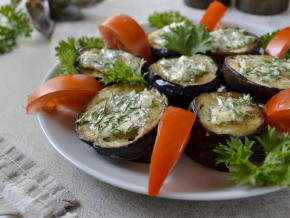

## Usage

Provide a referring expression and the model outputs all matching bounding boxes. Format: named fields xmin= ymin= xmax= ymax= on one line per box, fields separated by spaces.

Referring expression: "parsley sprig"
xmin=161 ymin=20 xmax=212 ymax=56
xmin=100 ymin=59 xmax=147 ymax=86
xmin=55 ymin=37 xmax=106 ymax=57
xmin=56 ymin=50 xmax=79 ymax=76
xmin=214 ymin=126 xmax=290 ymax=187
xmin=148 ymin=10 xmax=190 ymax=29
xmin=0 ymin=4 xmax=33 ymax=54
xmin=260 ymin=30 xmax=290 ymax=60
xmin=54 ymin=37 xmax=106 ymax=76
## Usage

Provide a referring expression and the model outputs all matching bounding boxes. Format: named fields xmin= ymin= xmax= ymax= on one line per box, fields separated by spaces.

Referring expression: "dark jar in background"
xmin=183 ymin=0 xmax=230 ymax=9
xmin=236 ymin=0 xmax=289 ymax=15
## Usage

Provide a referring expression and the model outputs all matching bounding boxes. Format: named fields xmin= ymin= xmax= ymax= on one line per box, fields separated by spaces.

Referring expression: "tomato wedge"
xmin=148 ymin=106 xmax=196 ymax=196
xmin=199 ymin=1 xmax=227 ymax=31
xmin=26 ymin=74 xmax=102 ymax=115
xmin=99 ymin=14 xmax=153 ymax=68
xmin=263 ymin=88 xmax=290 ymax=133
xmin=264 ymin=27 xmax=290 ymax=59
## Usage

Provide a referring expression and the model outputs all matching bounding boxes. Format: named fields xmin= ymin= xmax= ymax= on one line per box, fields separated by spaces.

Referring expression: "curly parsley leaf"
xmin=148 ymin=10 xmax=190 ymax=29
xmin=0 ymin=4 xmax=33 ymax=54
xmin=214 ymin=126 xmax=290 ymax=187
xmin=260 ymin=30 xmax=290 ymax=60
xmin=56 ymin=50 xmax=79 ymax=76
xmin=55 ymin=37 xmax=106 ymax=76
xmin=100 ymin=59 xmax=147 ymax=86
xmin=77 ymin=36 xmax=106 ymax=49
xmin=161 ymin=21 xmax=212 ymax=56
xmin=55 ymin=37 xmax=106 ymax=57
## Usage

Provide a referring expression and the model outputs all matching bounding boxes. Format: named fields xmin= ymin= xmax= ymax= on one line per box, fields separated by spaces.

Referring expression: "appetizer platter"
xmin=27 ymin=2 xmax=290 ymax=200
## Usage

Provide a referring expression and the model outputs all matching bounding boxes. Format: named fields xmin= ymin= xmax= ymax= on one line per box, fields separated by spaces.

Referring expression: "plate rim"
xmin=37 ymin=18 xmax=285 ymax=201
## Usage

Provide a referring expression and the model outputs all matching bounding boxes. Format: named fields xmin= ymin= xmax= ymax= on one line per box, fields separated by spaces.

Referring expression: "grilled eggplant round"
xmin=223 ymin=55 xmax=290 ymax=104
xmin=208 ymin=28 xmax=261 ymax=63
xmin=186 ymin=91 xmax=266 ymax=171
xmin=75 ymin=83 xmax=168 ymax=162
xmin=75 ymin=47 xmax=142 ymax=80
xmin=147 ymin=55 xmax=221 ymax=109
xmin=147 ymin=28 xmax=181 ymax=62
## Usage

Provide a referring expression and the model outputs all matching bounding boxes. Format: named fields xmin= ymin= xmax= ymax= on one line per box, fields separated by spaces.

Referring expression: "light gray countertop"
xmin=1 ymin=0 xmax=290 ymax=217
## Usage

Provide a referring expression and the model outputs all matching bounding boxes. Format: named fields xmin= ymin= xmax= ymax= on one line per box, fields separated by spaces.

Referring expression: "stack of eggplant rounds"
xmin=75 ymin=83 xmax=168 ymax=163
xmin=75 ymin=47 xmax=168 ymax=163
xmin=223 ymin=55 xmax=290 ymax=104
xmin=148 ymin=25 xmax=261 ymax=64
xmin=147 ymin=55 xmax=222 ymax=109
xmin=186 ymin=91 xmax=266 ymax=171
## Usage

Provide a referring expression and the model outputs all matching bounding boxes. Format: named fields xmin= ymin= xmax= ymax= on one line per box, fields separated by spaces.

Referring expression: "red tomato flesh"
xmin=99 ymin=14 xmax=153 ymax=68
xmin=264 ymin=27 xmax=290 ymax=59
xmin=263 ymin=88 xmax=290 ymax=133
xmin=200 ymin=1 xmax=227 ymax=31
xmin=148 ymin=106 xmax=196 ymax=196
xmin=26 ymin=74 xmax=102 ymax=115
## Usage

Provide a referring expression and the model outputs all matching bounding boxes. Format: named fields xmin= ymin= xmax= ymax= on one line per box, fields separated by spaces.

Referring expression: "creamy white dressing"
xmin=76 ymin=88 xmax=157 ymax=139
xmin=237 ymin=56 xmax=290 ymax=87
xmin=210 ymin=95 xmax=253 ymax=125
xmin=158 ymin=55 xmax=216 ymax=83
xmin=210 ymin=28 xmax=256 ymax=51
xmin=152 ymin=21 xmax=186 ymax=46
xmin=79 ymin=48 xmax=137 ymax=71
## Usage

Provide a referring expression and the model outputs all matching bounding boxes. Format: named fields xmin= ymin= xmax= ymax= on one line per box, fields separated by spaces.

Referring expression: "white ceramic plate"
xmin=37 ymin=18 xmax=285 ymax=200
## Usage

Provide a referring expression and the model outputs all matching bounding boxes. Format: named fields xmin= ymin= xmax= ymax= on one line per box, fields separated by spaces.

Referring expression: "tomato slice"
xmin=148 ymin=106 xmax=196 ymax=196
xmin=263 ymin=88 xmax=290 ymax=133
xmin=99 ymin=14 xmax=153 ymax=68
xmin=26 ymin=74 xmax=103 ymax=115
xmin=199 ymin=1 xmax=227 ymax=31
xmin=264 ymin=27 xmax=290 ymax=59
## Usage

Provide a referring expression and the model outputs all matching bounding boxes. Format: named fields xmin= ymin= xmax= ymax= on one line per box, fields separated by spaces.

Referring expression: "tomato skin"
xmin=264 ymin=27 xmax=290 ymax=59
xmin=26 ymin=74 xmax=102 ymax=115
xmin=148 ymin=106 xmax=196 ymax=196
xmin=200 ymin=1 xmax=227 ymax=31
xmin=263 ymin=88 xmax=290 ymax=133
xmin=99 ymin=14 xmax=153 ymax=68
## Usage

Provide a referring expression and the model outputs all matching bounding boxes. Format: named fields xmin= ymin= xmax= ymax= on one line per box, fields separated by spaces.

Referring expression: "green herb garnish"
xmin=260 ymin=30 xmax=290 ymax=60
xmin=100 ymin=59 xmax=147 ymax=86
xmin=56 ymin=50 xmax=79 ymax=76
xmin=148 ymin=10 xmax=190 ymax=29
xmin=0 ymin=4 xmax=33 ymax=54
xmin=55 ymin=37 xmax=106 ymax=57
xmin=55 ymin=37 xmax=106 ymax=76
xmin=214 ymin=126 xmax=290 ymax=187
xmin=216 ymin=84 xmax=227 ymax=92
xmin=161 ymin=20 xmax=212 ymax=56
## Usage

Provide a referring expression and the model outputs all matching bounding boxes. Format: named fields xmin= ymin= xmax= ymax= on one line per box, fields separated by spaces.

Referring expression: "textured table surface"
xmin=1 ymin=0 xmax=290 ymax=217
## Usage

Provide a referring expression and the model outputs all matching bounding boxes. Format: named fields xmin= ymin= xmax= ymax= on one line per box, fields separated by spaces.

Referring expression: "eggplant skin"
xmin=146 ymin=57 xmax=221 ymax=109
xmin=185 ymin=122 xmax=265 ymax=171
xmin=147 ymin=29 xmax=181 ymax=62
xmin=186 ymin=122 xmax=228 ymax=171
xmin=223 ymin=56 xmax=283 ymax=104
xmin=207 ymin=32 xmax=261 ymax=63
xmin=75 ymin=83 xmax=168 ymax=162
xmin=186 ymin=92 xmax=266 ymax=171
xmin=91 ymin=125 xmax=158 ymax=161
xmin=150 ymin=45 xmax=181 ymax=63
